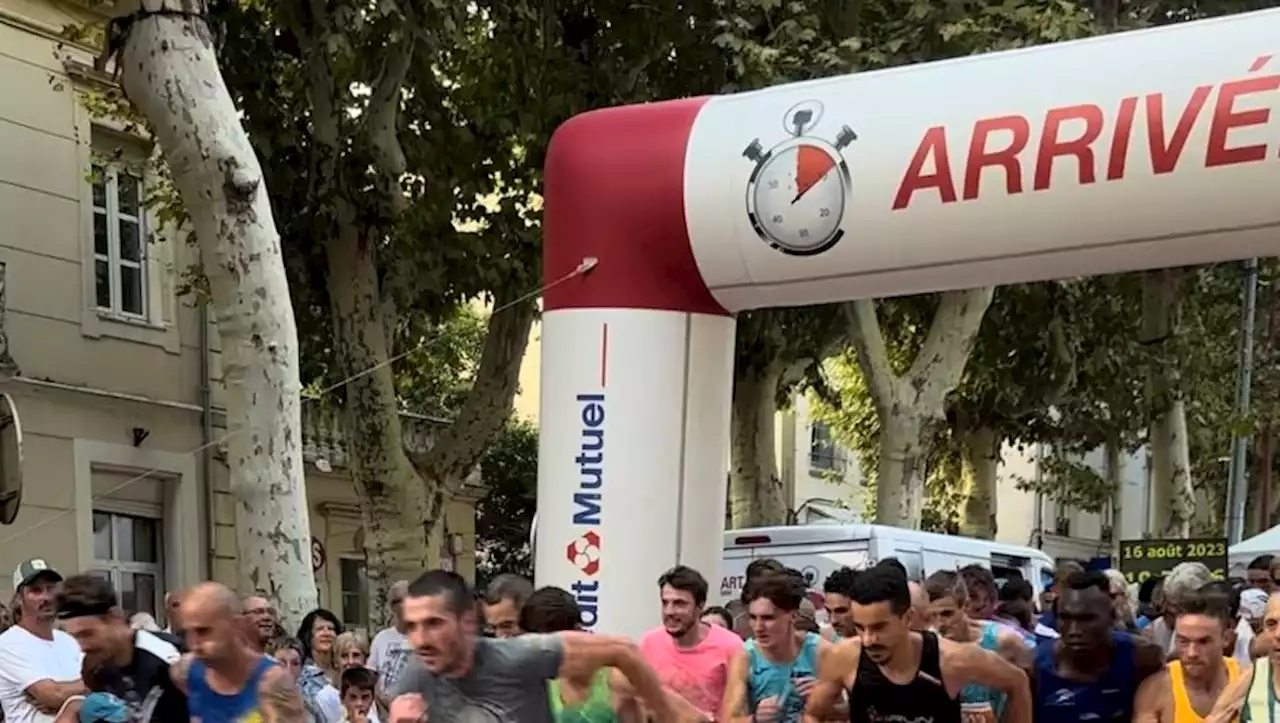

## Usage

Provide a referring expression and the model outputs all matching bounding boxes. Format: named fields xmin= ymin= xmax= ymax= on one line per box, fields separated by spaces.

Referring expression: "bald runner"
xmin=172 ymin=583 xmax=306 ymax=723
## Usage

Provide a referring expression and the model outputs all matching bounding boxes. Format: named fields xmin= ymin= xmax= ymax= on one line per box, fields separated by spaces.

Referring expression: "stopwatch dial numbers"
xmin=751 ymin=145 xmax=845 ymax=254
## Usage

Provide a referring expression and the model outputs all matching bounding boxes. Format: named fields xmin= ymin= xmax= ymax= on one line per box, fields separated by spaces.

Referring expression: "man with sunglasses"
xmin=369 ymin=581 xmax=412 ymax=715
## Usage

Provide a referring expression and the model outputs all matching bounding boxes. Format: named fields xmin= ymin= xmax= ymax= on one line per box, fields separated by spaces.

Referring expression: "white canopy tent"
xmin=1230 ymin=525 xmax=1280 ymax=567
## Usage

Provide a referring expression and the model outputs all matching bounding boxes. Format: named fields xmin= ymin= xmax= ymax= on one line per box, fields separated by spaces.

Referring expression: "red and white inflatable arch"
xmin=535 ymin=8 xmax=1280 ymax=637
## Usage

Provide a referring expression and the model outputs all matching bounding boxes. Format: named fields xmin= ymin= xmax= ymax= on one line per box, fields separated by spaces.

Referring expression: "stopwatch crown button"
xmin=835 ymin=126 xmax=858 ymax=150
xmin=743 ymin=139 xmax=764 ymax=163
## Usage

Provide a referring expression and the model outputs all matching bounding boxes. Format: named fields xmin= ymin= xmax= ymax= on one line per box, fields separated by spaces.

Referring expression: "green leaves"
xmin=475 ymin=418 xmax=538 ymax=585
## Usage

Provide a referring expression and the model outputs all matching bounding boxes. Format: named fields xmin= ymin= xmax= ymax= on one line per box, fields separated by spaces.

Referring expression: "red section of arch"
xmin=542 ymin=98 xmax=729 ymax=315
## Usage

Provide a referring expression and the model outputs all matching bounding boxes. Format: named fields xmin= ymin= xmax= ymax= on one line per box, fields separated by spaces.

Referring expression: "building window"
xmin=90 ymin=511 xmax=162 ymax=618
xmin=809 ymin=422 xmax=845 ymax=473
xmin=339 ymin=558 xmax=367 ymax=629
xmin=91 ymin=165 xmax=147 ymax=318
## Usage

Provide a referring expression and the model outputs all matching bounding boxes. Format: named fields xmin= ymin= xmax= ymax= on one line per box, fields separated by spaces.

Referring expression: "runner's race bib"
xmin=961 ymin=701 xmax=997 ymax=723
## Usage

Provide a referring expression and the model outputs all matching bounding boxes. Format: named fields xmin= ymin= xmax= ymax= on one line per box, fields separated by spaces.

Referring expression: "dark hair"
xmin=744 ymin=572 xmax=804 ymax=612
xmin=483 ymin=573 xmax=533 ymax=608
xmin=409 ymin=569 xmax=475 ymax=616
xmin=877 ymin=558 xmax=908 ymax=578
xmin=1137 ymin=575 xmax=1163 ymax=604
xmin=658 ymin=566 xmax=708 ymax=606
xmin=959 ymin=565 xmax=998 ymax=601
xmin=851 ymin=564 xmax=911 ymax=616
xmin=55 ymin=575 xmax=119 ymax=620
xmin=703 ymin=606 xmax=733 ymax=627
xmin=1193 ymin=581 xmax=1240 ymax=622
xmin=519 ymin=587 xmax=581 ymax=633
xmin=824 ymin=567 xmax=858 ymax=597
xmin=1172 ymin=583 xmax=1233 ymax=621
xmin=340 ymin=667 xmax=377 ymax=696
xmin=742 ymin=559 xmax=786 ymax=603
xmin=785 ymin=568 xmax=809 ymax=591
xmin=999 ymin=578 xmax=1034 ymax=603
xmin=996 ymin=599 xmax=1033 ymax=629
xmin=296 ymin=609 xmax=343 ymax=663
xmin=1062 ymin=571 xmax=1111 ymax=594
xmin=923 ymin=570 xmax=967 ymax=603
xmin=1249 ymin=555 xmax=1275 ymax=571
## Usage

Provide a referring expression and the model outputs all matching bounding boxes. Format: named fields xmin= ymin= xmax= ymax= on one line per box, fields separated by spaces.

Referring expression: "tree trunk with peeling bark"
xmin=327 ymin=225 xmax=434 ymax=618
xmin=728 ymin=357 xmax=788 ymax=528
xmin=958 ymin=425 xmax=1000 ymax=539
xmin=844 ymin=289 xmax=994 ymax=528
xmin=111 ymin=0 xmax=317 ymax=626
xmin=1141 ymin=269 xmax=1194 ymax=537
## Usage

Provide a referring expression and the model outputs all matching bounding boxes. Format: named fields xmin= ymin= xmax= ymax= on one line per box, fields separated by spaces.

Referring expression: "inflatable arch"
xmin=534 ymin=8 xmax=1280 ymax=638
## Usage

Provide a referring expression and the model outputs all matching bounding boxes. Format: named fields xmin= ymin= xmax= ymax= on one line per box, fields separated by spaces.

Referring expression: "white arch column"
xmin=537 ymin=309 xmax=733 ymax=638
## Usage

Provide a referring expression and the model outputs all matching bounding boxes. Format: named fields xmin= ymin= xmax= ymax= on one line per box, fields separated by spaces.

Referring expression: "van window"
xmin=1039 ymin=567 xmax=1055 ymax=591
xmin=991 ymin=564 xmax=1023 ymax=592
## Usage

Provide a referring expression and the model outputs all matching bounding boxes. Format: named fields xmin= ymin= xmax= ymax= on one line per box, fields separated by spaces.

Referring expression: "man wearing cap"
xmin=0 ymin=559 xmax=85 ymax=723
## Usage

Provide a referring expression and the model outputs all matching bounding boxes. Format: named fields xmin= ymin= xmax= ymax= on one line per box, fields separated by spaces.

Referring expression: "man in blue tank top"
xmin=924 ymin=571 xmax=1033 ymax=723
xmin=721 ymin=571 xmax=832 ymax=722
xmin=1031 ymin=571 xmax=1165 ymax=723
xmin=168 ymin=583 xmax=307 ymax=723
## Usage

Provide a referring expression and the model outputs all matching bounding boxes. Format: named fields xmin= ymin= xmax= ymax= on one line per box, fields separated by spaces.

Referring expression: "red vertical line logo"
xmin=599 ymin=323 xmax=609 ymax=388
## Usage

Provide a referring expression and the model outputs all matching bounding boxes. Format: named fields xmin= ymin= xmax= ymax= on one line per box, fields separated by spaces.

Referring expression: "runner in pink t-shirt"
xmin=639 ymin=566 xmax=744 ymax=721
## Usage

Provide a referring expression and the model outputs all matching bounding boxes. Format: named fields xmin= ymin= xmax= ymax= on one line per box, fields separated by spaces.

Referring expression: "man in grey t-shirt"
xmin=387 ymin=570 xmax=675 ymax=723
xmin=392 ymin=633 xmax=564 ymax=722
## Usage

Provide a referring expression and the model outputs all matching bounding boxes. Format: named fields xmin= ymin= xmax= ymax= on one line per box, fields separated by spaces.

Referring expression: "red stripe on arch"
xmin=600 ymin=324 xmax=609 ymax=388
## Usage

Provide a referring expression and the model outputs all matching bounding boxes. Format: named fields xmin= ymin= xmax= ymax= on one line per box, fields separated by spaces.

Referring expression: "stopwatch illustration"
xmin=743 ymin=100 xmax=856 ymax=257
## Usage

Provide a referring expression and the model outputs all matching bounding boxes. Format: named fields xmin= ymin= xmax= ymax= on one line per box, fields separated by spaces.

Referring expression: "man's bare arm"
xmin=720 ymin=649 xmax=753 ymax=723
xmin=806 ymin=638 xmax=859 ymax=722
xmin=945 ymin=641 xmax=1031 ymax=723
xmin=1204 ymin=666 xmax=1253 ymax=723
xmin=258 ymin=665 xmax=307 ymax=723
xmin=996 ymin=629 xmax=1034 ymax=670
xmin=1132 ymin=639 xmax=1167 ymax=685
xmin=609 ymin=669 xmax=706 ymax=722
xmin=1132 ymin=669 xmax=1168 ymax=723
xmin=24 ymin=681 xmax=87 ymax=714
xmin=559 ymin=633 xmax=674 ymax=721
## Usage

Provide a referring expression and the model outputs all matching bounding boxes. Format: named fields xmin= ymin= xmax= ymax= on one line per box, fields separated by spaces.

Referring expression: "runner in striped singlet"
xmin=1134 ymin=587 xmax=1242 ymax=723
xmin=1201 ymin=592 xmax=1280 ymax=723
xmin=518 ymin=587 xmax=701 ymax=723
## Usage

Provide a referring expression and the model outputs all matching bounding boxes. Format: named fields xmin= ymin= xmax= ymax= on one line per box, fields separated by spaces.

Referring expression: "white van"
xmin=719 ymin=524 xmax=1055 ymax=605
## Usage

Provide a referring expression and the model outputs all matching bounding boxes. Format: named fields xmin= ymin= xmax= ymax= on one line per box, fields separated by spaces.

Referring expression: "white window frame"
xmin=90 ymin=509 xmax=164 ymax=619
xmin=91 ymin=165 xmax=148 ymax=320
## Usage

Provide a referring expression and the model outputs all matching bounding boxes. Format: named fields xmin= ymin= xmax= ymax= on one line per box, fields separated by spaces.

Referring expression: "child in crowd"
xmin=340 ymin=667 xmax=380 ymax=723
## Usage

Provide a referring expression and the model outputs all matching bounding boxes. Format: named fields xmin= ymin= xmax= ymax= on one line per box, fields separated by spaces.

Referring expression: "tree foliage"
xmin=475 ymin=419 xmax=539 ymax=587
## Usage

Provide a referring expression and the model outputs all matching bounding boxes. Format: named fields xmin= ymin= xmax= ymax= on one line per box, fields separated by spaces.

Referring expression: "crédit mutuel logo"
xmin=565 ymin=323 xmax=608 ymax=629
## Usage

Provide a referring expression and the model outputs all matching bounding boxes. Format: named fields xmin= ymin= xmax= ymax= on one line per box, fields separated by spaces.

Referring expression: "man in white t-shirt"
xmin=0 ymin=559 xmax=85 ymax=723
xmin=367 ymin=581 xmax=411 ymax=713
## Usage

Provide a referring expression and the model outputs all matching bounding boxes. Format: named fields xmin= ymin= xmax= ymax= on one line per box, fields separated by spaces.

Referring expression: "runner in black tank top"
xmin=850 ymin=629 xmax=960 ymax=723
xmin=804 ymin=563 xmax=1033 ymax=723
